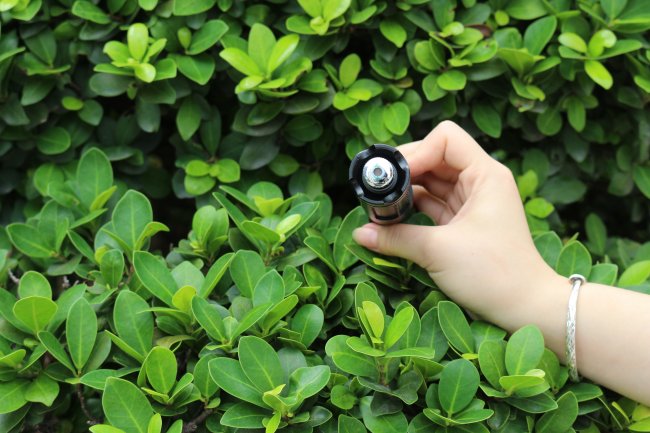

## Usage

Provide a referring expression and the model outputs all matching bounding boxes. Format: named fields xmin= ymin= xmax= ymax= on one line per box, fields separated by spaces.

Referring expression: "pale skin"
xmin=352 ymin=121 xmax=650 ymax=406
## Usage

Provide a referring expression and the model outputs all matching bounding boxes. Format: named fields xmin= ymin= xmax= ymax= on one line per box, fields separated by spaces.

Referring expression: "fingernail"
xmin=353 ymin=225 xmax=378 ymax=249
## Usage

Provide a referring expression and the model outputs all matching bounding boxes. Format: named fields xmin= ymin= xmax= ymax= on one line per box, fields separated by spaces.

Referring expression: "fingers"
xmin=352 ymin=222 xmax=437 ymax=266
xmin=397 ymin=120 xmax=490 ymax=178
xmin=413 ymin=186 xmax=455 ymax=225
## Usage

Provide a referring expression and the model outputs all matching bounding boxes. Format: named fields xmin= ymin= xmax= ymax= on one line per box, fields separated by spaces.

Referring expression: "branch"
xmin=76 ymin=384 xmax=101 ymax=426
xmin=182 ymin=408 xmax=213 ymax=433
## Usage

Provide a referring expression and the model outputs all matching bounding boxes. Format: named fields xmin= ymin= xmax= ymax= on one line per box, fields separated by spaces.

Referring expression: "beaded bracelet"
xmin=566 ymin=274 xmax=586 ymax=382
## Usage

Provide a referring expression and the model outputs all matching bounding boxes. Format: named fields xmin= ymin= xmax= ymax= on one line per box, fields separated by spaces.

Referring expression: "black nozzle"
xmin=349 ymin=144 xmax=413 ymax=225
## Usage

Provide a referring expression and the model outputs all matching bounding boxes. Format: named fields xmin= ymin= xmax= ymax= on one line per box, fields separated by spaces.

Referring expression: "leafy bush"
xmin=1 ymin=0 xmax=650 ymax=432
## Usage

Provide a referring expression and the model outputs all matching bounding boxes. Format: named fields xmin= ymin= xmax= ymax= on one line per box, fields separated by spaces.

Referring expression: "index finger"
xmin=397 ymin=121 xmax=491 ymax=178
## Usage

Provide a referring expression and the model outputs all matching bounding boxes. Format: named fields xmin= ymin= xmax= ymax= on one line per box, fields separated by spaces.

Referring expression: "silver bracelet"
xmin=566 ymin=274 xmax=586 ymax=382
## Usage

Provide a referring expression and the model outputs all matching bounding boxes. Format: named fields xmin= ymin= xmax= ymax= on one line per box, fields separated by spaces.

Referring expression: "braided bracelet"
xmin=566 ymin=274 xmax=586 ymax=382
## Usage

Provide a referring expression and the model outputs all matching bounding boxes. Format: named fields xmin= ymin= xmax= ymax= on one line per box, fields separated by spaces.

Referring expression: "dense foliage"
xmin=1 ymin=0 xmax=650 ymax=432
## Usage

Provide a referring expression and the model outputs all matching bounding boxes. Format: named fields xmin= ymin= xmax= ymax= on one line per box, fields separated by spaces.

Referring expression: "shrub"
xmin=0 ymin=0 xmax=650 ymax=432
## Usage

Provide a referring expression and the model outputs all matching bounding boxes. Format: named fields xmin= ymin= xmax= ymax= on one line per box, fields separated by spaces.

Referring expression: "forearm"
xmin=494 ymin=272 xmax=650 ymax=405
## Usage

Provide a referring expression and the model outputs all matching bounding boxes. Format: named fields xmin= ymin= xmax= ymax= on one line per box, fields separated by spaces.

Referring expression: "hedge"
xmin=0 ymin=0 xmax=649 ymax=432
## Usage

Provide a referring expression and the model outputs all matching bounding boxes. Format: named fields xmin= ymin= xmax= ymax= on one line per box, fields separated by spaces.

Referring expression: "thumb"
xmin=352 ymin=223 xmax=435 ymax=267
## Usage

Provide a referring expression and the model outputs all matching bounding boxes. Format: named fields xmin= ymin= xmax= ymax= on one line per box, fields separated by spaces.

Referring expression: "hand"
xmin=352 ymin=121 xmax=560 ymax=325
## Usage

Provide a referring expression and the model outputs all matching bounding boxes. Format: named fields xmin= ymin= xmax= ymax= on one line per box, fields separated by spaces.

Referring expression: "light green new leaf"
xmin=585 ymin=60 xmax=613 ymax=89
xmin=67 ymin=298 xmax=97 ymax=371
xmin=13 ymin=296 xmax=57 ymax=334
xmin=18 ymin=271 xmax=51 ymax=299
xmin=384 ymin=305 xmax=414 ymax=349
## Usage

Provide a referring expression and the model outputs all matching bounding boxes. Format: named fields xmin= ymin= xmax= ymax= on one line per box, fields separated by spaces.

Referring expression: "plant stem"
xmin=76 ymin=384 xmax=100 ymax=425
xmin=182 ymin=408 xmax=214 ymax=433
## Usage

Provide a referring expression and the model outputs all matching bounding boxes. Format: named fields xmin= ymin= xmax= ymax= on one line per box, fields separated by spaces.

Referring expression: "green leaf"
xmin=0 ymin=381 xmax=28 ymax=414
xmin=334 ymin=207 xmax=367 ymax=271
xmin=188 ymin=20 xmax=229 ymax=55
xmin=437 ymin=70 xmax=467 ymax=91
xmin=103 ymin=378 xmax=154 ymax=433
xmin=523 ymin=16 xmax=557 ymax=55
xmin=220 ymin=402 xmax=268 ymax=428
xmin=76 ymin=148 xmax=113 ymax=209
xmin=25 ymin=374 xmax=59 ymax=407
xmin=220 ymin=48 xmax=262 ymax=76
xmin=175 ymin=54 xmax=215 ymax=85
xmin=438 ymin=358 xmax=480 ymax=415
xmin=18 ymin=271 xmax=51 ymax=299
xmin=633 ymin=166 xmax=650 ymax=199
xmin=619 ymin=260 xmax=650 ymax=286
xmin=534 ymin=391 xmax=578 ymax=433
xmin=209 ymin=357 xmax=265 ymax=407
xmin=499 ymin=372 xmax=549 ymax=397
xmin=13 ymin=296 xmax=57 ymax=334
xmin=340 ymin=54 xmax=361 ymax=88
xmin=145 ymin=347 xmax=177 ymax=394
xmin=128 ymin=23 xmax=149 ymax=61
xmin=37 ymin=127 xmax=71 ymax=155
xmin=113 ymin=290 xmax=153 ymax=357
xmin=585 ymin=60 xmax=613 ymax=89
xmin=289 ymin=365 xmax=330 ymax=398
xmin=253 ymin=270 xmax=284 ymax=307
xmin=471 ymin=102 xmax=501 ymax=138
xmin=230 ymin=250 xmax=266 ymax=298
xmin=525 ymin=197 xmax=554 ymax=218
xmin=192 ymin=296 xmax=226 ymax=341
xmin=558 ymin=32 xmax=587 ymax=53
xmin=111 ymin=190 xmax=153 ymax=254
xmin=173 ymin=0 xmax=215 ymax=15
xmin=66 ymin=298 xmax=97 ymax=371
xmin=199 ymin=252 xmax=234 ymax=297
xmin=38 ymin=330 xmax=75 ymax=373
xmin=585 ymin=213 xmax=607 ymax=255
xmin=505 ymin=325 xmax=545 ymax=376
xmin=382 ymin=102 xmax=410 ymax=135
xmin=177 ymin=96 xmax=202 ymax=141
xmin=7 ymin=223 xmax=56 ymax=258
xmin=360 ymin=396 xmax=408 ymax=432
xmin=71 ymin=0 xmax=111 ymax=24
xmin=339 ymin=415 xmax=367 ymax=433
xmin=380 ymin=19 xmax=407 ymax=48
xmin=384 ymin=306 xmax=414 ymax=349
xmin=238 ymin=336 xmax=284 ymax=392
xmin=268 ymin=34 xmax=300 ymax=74
xmin=291 ymin=304 xmax=324 ymax=347
xmin=478 ymin=339 xmax=507 ymax=389
xmin=556 ymin=241 xmax=592 ymax=278
xmin=134 ymin=251 xmax=178 ymax=306
xmin=438 ymin=301 xmax=474 ymax=354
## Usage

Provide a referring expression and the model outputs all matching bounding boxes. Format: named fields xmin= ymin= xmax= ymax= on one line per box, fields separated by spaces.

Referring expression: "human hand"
xmin=352 ymin=121 xmax=562 ymax=325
